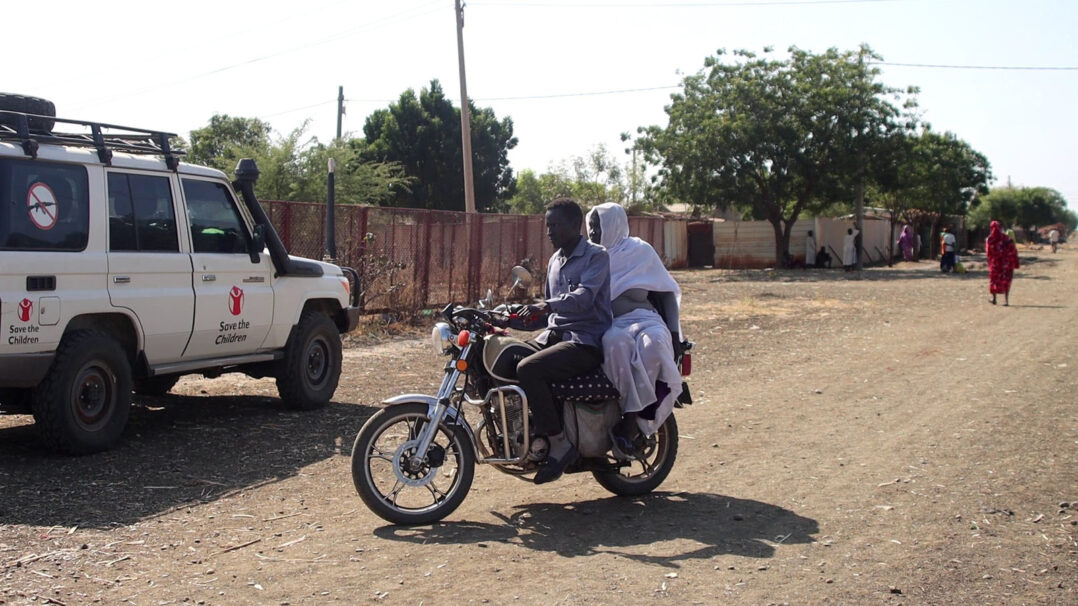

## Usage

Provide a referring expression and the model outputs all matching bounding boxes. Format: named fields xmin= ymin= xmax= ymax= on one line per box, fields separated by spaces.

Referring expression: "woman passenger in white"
xmin=585 ymin=203 xmax=683 ymax=456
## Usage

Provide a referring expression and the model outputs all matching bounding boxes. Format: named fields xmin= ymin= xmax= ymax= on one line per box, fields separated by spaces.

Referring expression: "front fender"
xmin=380 ymin=394 xmax=477 ymax=446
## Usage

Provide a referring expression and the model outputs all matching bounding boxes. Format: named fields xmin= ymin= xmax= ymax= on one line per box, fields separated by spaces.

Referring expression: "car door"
xmin=105 ymin=171 xmax=194 ymax=364
xmin=179 ymin=177 xmax=273 ymax=360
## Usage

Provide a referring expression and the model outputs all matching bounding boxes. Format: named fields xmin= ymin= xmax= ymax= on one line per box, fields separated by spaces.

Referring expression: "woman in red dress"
xmin=986 ymin=220 xmax=1020 ymax=305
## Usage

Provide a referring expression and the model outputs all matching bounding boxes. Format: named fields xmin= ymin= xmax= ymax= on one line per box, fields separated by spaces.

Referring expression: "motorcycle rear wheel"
xmin=593 ymin=413 xmax=678 ymax=496
xmin=351 ymin=402 xmax=475 ymax=525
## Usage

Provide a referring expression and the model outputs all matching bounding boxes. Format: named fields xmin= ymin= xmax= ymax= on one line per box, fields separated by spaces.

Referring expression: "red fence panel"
xmin=261 ymin=201 xmax=669 ymax=311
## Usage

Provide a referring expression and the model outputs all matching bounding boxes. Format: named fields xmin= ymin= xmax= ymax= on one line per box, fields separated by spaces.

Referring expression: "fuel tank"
xmin=482 ymin=334 xmax=538 ymax=382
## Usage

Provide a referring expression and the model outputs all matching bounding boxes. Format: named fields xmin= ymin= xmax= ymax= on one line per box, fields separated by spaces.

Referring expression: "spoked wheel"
xmin=593 ymin=413 xmax=678 ymax=496
xmin=351 ymin=403 xmax=475 ymax=525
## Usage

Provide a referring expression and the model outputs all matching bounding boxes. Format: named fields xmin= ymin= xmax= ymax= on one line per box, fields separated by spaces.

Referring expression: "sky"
xmin=7 ymin=0 xmax=1077 ymax=208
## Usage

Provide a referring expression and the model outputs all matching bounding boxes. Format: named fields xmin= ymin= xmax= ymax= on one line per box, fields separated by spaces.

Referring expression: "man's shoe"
xmin=534 ymin=444 xmax=578 ymax=485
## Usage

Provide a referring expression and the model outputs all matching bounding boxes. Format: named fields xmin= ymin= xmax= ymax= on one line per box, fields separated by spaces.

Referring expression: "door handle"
xmin=202 ymin=274 xmax=216 ymax=282
xmin=113 ymin=276 xmax=131 ymax=284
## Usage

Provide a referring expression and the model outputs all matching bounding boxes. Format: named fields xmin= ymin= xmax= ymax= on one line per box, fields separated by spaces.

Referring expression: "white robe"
xmin=805 ymin=235 xmax=817 ymax=266
xmin=586 ymin=203 xmax=683 ymax=437
xmin=843 ymin=229 xmax=859 ymax=266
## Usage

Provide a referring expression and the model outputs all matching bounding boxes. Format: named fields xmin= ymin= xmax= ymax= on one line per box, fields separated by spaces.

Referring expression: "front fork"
xmin=406 ymin=343 xmax=473 ymax=468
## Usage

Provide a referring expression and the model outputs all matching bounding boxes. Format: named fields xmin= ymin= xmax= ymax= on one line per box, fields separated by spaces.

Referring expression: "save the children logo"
xmin=17 ymin=298 xmax=33 ymax=322
xmin=228 ymin=286 xmax=244 ymax=316
xmin=8 ymin=299 xmax=41 ymax=345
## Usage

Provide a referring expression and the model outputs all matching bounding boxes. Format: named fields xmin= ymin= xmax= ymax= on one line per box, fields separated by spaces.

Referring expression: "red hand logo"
xmin=228 ymin=286 xmax=244 ymax=316
xmin=18 ymin=298 xmax=32 ymax=322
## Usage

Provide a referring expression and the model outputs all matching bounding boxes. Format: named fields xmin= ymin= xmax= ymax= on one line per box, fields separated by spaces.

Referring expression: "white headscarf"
xmin=586 ymin=203 xmax=681 ymax=302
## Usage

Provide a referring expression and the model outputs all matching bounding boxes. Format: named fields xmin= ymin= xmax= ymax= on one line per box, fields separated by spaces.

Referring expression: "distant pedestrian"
xmin=816 ymin=247 xmax=832 ymax=268
xmin=805 ymin=230 xmax=817 ymax=268
xmin=1049 ymin=228 xmax=1060 ymax=253
xmin=843 ymin=227 xmax=859 ymax=271
xmin=939 ymin=226 xmax=957 ymax=273
xmin=897 ymin=225 xmax=914 ymax=262
xmin=986 ymin=221 xmax=1020 ymax=306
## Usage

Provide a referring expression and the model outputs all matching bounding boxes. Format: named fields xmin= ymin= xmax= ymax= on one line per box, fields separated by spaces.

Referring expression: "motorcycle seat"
xmin=549 ymin=368 xmax=619 ymax=403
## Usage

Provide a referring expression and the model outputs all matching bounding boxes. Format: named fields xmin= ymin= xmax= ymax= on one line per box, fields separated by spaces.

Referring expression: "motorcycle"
xmin=350 ymin=267 xmax=694 ymax=525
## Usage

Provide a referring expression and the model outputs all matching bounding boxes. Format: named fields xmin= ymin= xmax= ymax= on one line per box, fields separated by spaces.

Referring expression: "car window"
xmin=182 ymin=178 xmax=249 ymax=254
xmin=108 ymin=172 xmax=179 ymax=252
xmin=0 ymin=158 xmax=89 ymax=251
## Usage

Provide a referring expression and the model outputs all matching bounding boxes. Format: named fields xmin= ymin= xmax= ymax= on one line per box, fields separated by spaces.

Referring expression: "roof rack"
xmin=0 ymin=111 xmax=185 ymax=170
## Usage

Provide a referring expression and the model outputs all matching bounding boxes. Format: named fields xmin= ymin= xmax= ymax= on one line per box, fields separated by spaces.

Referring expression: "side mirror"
xmin=478 ymin=288 xmax=494 ymax=309
xmin=250 ymin=224 xmax=266 ymax=263
xmin=510 ymin=265 xmax=532 ymax=290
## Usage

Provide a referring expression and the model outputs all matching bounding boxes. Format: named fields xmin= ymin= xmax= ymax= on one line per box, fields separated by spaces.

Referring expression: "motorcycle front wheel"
xmin=351 ymin=402 xmax=475 ymax=525
xmin=593 ymin=412 xmax=678 ymax=496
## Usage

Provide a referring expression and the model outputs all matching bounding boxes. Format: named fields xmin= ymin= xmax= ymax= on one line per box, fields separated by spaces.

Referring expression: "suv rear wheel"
xmin=32 ymin=330 xmax=132 ymax=454
xmin=276 ymin=311 xmax=342 ymax=410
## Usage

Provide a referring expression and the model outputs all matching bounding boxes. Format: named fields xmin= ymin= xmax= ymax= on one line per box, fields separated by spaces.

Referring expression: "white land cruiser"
xmin=0 ymin=94 xmax=360 ymax=454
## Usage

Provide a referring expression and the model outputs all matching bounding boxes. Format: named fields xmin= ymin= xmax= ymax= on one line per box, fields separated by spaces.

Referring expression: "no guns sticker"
xmin=27 ymin=182 xmax=58 ymax=230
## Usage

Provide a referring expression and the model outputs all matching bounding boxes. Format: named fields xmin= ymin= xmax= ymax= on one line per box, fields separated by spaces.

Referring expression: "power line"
xmin=71 ymin=0 xmax=445 ymax=112
xmin=471 ymin=0 xmax=898 ymax=7
xmin=875 ymin=61 xmax=1078 ymax=71
xmin=476 ymin=85 xmax=680 ymax=101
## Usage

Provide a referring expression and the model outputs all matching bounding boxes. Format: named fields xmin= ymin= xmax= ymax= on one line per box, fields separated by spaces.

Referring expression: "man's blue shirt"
xmin=537 ymin=236 xmax=612 ymax=348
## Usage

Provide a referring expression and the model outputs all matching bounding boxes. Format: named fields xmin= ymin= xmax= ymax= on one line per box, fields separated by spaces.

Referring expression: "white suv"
xmin=0 ymin=94 xmax=360 ymax=454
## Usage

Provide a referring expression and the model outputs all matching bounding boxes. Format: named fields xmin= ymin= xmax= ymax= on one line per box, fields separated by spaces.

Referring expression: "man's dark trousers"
xmin=517 ymin=335 xmax=602 ymax=437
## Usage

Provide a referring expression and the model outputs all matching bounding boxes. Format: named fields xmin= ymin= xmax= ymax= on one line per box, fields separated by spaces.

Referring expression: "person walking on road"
xmin=1049 ymin=228 xmax=1060 ymax=253
xmin=986 ymin=220 xmax=1020 ymax=306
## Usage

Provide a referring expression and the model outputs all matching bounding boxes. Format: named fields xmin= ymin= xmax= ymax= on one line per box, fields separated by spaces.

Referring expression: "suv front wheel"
xmin=276 ymin=311 xmax=342 ymax=410
xmin=32 ymin=330 xmax=133 ymax=455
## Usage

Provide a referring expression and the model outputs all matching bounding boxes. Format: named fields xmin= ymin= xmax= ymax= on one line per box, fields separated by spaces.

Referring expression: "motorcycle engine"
xmin=485 ymin=391 xmax=533 ymax=460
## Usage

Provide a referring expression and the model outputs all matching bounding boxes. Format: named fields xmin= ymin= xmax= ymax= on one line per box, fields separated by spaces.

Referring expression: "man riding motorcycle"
xmin=517 ymin=197 xmax=612 ymax=484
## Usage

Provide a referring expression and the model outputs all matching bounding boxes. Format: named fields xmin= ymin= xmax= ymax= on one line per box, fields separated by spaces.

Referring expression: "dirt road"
xmin=1 ymin=248 xmax=1075 ymax=605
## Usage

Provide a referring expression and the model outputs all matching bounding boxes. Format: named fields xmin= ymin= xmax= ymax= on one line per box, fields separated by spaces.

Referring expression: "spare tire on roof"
xmin=0 ymin=93 xmax=57 ymax=133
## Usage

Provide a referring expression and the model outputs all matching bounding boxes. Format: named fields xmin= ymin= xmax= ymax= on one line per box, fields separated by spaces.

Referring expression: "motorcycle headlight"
xmin=431 ymin=322 xmax=455 ymax=354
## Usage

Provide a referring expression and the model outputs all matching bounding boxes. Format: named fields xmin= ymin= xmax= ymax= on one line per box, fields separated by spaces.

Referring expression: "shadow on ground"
xmin=0 ymin=396 xmax=376 ymax=528
xmin=374 ymin=491 xmax=818 ymax=566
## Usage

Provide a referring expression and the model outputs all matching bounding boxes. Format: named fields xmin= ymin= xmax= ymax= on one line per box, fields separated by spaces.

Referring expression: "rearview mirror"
xmin=249 ymin=224 xmax=266 ymax=263
xmin=510 ymin=265 xmax=532 ymax=289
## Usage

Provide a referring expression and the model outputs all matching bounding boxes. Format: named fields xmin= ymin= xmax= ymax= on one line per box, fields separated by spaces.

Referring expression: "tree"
xmin=185 ymin=115 xmax=412 ymax=206
xmin=636 ymin=46 xmax=915 ymax=266
xmin=970 ymin=186 xmax=1073 ymax=234
xmin=871 ymin=129 xmax=990 ymax=258
xmin=187 ymin=115 xmax=272 ymax=168
xmin=507 ymin=169 xmax=574 ymax=214
xmin=900 ymin=129 xmax=992 ymax=254
xmin=358 ymin=80 xmax=517 ymax=212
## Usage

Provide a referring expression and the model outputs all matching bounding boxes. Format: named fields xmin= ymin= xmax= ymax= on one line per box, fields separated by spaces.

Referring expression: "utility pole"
xmin=854 ymin=48 xmax=866 ymax=271
xmin=336 ymin=86 xmax=345 ymax=141
xmin=455 ymin=0 xmax=477 ymax=213
xmin=326 ymin=158 xmax=337 ymax=261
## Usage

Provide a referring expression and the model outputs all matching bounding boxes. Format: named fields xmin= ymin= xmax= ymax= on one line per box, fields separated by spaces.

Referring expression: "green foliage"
xmin=506 ymin=144 xmax=659 ymax=215
xmin=971 ymin=186 xmax=1073 ymax=232
xmin=636 ymin=45 xmax=915 ymax=264
xmin=184 ymin=115 xmax=412 ymax=205
xmin=507 ymin=169 xmax=574 ymax=214
xmin=187 ymin=115 xmax=272 ymax=168
xmin=358 ymin=80 xmax=517 ymax=212
xmin=873 ymin=128 xmax=991 ymax=234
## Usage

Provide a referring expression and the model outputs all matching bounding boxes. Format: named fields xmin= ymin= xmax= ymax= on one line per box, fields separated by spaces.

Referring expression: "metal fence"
xmin=262 ymin=201 xmax=668 ymax=312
